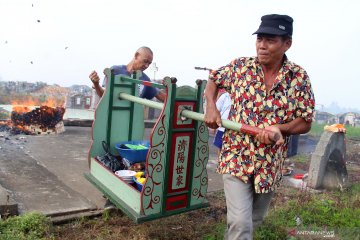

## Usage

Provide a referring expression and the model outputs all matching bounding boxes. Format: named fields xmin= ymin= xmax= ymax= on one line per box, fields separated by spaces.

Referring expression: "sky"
xmin=0 ymin=0 xmax=359 ymax=111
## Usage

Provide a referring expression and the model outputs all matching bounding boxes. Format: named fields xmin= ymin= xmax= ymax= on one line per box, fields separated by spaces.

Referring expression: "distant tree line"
xmin=0 ymin=80 xmax=92 ymax=105
xmin=0 ymin=92 xmax=62 ymax=105
xmin=0 ymin=81 xmax=57 ymax=105
xmin=0 ymin=81 xmax=47 ymax=94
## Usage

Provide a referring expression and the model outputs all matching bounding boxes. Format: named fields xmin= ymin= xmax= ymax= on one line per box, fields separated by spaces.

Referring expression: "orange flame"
xmin=11 ymin=96 xmax=65 ymax=113
xmin=12 ymin=105 xmax=33 ymax=114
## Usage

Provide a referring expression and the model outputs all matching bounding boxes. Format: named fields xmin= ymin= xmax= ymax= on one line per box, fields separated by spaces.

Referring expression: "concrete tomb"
xmin=308 ymin=132 xmax=348 ymax=190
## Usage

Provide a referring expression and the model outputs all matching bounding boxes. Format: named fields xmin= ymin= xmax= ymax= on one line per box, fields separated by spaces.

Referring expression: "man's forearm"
xmin=93 ymin=84 xmax=104 ymax=97
xmin=204 ymin=80 xmax=218 ymax=110
xmin=277 ymin=117 xmax=312 ymax=136
xmin=155 ymin=90 xmax=166 ymax=102
xmin=203 ymin=80 xmax=222 ymax=129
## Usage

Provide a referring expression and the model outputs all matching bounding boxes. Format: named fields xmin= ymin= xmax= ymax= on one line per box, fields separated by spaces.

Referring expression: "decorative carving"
xmin=192 ymin=121 xmax=209 ymax=200
xmin=143 ymin=115 xmax=166 ymax=211
xmin=142 ymin=77 xmax=173 ymax=215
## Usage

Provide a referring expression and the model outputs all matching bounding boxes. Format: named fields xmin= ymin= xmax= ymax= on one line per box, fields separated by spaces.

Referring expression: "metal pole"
xmin=194 ymin=67 xmax=212 ymax=72
xmin=151 ymin=62 xmax=158 ymax=81
xmin=119 ymin=92 xmax=280 ymax=141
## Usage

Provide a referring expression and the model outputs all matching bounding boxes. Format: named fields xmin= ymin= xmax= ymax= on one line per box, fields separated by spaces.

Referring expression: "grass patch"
xmin=254 ymin=183 xmax=360 ymax=239
xmin=288 ymin=154 xmax=311 ymax=171
xmin=2 ymin=184 xmax=359 ymax=239
xmin=50 ymin=192 xmax=228 ymax=240
xmin=203 ymin=223 xmax=226 ymax=240
xmin=310 ymin=122 xmax=327 ymax=137
xmin=290 ymin=155 xmax=309 ymax=164
xmin=254 ymin=222 xmax=288 ymax=240
xmin=0 ymin=212 xmax=53 ymax=240
xmin=202 ymin=183 xmax=360 ymax=239
xmin=310 ymin=122 xmax=360 ymax=140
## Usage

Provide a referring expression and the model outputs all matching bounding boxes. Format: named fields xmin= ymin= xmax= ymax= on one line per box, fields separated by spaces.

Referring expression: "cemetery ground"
xmin=1 ymin=127 xmax=360 ymax=239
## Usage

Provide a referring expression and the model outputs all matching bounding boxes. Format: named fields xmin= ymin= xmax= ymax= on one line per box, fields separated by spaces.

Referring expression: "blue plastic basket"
xmin=115 ymin=140 xmax=150 ymax=164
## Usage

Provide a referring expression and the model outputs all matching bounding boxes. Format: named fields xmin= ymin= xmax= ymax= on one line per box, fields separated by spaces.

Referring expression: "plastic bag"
xmin=95 ymin=141 xmax=124 ymax=172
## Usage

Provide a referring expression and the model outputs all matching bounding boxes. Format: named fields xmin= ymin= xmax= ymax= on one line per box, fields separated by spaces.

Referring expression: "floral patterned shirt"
xmin=209 ymin=56 xmax=315 ymax=193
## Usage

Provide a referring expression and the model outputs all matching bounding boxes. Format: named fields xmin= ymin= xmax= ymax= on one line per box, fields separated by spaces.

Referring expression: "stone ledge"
xmin=63 ymin=119 xmax=157 ymax=128
xmin=0 ymin=185 xmax=18 ymax=217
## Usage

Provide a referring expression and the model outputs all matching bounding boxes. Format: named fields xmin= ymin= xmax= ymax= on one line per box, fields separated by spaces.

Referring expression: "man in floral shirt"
xmin=204 ymin=14 xmax=315 ymax=239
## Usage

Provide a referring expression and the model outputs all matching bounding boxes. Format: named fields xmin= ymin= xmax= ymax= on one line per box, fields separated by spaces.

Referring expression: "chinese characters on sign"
xmin=172 ymin=135 xmax=190 ymax=190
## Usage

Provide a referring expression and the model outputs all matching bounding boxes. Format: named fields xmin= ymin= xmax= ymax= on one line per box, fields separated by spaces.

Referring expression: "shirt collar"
xmin=247 ymin=55 xmax=299 ymax=75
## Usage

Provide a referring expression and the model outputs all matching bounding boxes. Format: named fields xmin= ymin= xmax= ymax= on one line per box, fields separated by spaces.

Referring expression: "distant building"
xmin=314 ymin=111 xmax=360 ymax=127
xmin=314 ymin=111 xmax=336 ymax=124
xmin=338 ymin=112 xmax=360 ymax=127
xmin=68 ymin=85 xmax=92 ymax=95
xmin=0 ymin=107 xmax=10 ymax=120
xmin=67 ymin=93 xmax=92 ymax=109
xmin=89 ymin=89 xmax=100 ymax=110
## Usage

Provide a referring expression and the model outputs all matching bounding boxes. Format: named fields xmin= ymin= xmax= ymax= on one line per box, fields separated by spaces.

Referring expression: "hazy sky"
xmin=0 ymin=0 xmax=359 ymax=110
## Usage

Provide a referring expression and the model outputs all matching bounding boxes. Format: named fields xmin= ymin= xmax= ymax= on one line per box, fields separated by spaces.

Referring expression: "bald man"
xmin=89 ymin=46 xmax=166 ymax=102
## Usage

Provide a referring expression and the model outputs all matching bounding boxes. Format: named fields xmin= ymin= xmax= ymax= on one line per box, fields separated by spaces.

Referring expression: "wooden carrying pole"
xmin=119 ymin=92 xmax=280 ymax=142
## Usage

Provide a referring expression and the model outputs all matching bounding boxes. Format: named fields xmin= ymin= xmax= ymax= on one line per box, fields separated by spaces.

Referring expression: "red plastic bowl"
xmin=293 ymin=174 xmax=304 ymax=179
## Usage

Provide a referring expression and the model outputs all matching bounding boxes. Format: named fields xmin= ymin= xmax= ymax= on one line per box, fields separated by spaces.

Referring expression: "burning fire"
xmin=0 ymin=96 xmax=66 ymax=135
xmin=11 ymin=96 xmax=65 ymax=114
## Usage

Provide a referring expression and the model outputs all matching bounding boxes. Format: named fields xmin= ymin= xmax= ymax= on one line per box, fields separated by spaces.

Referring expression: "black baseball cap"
xmin=253 ymin=14 xmax=293 ymax=37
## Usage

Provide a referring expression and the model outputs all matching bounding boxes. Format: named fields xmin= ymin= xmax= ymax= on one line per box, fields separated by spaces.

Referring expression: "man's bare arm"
xmin=277 ymin=117 xmax=312 ymax=136
xmin=89 ymin=70 xmax=104 ymax=97
xmin=155 ymin=90 xmax=166 ymax=102
xmin=204 ymin=80 xmax=221 ymax=129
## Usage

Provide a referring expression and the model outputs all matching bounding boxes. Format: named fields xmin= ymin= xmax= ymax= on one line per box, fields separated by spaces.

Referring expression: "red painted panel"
xmin=165 ymin=194 xmax=188 ymax=211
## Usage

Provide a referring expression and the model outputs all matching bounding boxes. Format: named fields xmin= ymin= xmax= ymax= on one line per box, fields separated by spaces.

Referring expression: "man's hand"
xmin=256 ymin=125 xmax=284 ymax=145
xmin=89 ymin=70 xmax=100 ymax=85
xmin=89 ymin=70 xmax=104 ymax=97
xmin=155 ymin=90 xmax=166 ymax=102
xmin=204 ymin=106 xmax=222 ymax=129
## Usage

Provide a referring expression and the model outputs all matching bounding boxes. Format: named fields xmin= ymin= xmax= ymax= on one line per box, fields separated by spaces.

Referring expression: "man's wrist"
xmin=92 ymin=82 xmax=100 ymax=87
xmin=276 ymin=124 xmax=290 ymax=136
xmin=206 ymin=101 xmax=216 ymax=110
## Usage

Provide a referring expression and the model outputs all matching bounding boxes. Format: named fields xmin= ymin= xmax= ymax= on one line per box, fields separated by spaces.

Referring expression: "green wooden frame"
xmin=86 ymin=70 xmax=209 ymax=222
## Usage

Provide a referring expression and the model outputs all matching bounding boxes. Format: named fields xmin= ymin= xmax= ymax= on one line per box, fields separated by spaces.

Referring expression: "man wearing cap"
xmin=204 ymin=14 xmax=315 ymax=239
